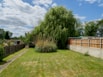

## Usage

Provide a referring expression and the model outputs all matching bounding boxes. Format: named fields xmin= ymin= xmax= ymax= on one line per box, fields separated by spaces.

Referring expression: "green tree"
xmin=0 ymin=29 xmax=5 ymax=39
xmin=96 ymin=19 xmax=103 ymax=36
xmin=33 ymin=6 xmax=77 ymax=49
xmin=5 ymin=31 xmax=12 ymax=39
xmin=74 ymin=20 xmax=84 ymax=37
xmin=84 ymin=21 xmax=98 ymax=36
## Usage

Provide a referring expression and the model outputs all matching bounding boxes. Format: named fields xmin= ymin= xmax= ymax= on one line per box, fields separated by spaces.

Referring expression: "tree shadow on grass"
xmin=34 ymin=49 xmax=58 ymax=54
xmin=0 ymin=60 xmax=7 ymax=65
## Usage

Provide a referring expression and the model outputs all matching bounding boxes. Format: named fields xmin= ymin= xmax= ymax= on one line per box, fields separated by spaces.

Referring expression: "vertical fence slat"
xmin=100 ymin=38 xmax=102 ymax=49
xmin=68 ymin=38 xmax=103 ymax=49
xmin=3 ymin=44 xmax=25 ymax=57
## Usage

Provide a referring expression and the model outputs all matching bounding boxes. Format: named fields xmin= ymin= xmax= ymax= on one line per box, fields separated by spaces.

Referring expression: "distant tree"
xmin=0 ymin=29 xmax=5 ymax=39
xmin=75 ymin=27 xmax=84 ymax=36
xmin=74 ymin=20 xmax=84 ymax=36
xmin=20 ymin=33 xmax=32 ymax=44
xmin=12 ymin=37 xmax=19 ymax=39
xmin=96 ymin=19 xmax=103 ymax=36
xmin=5 ymin=31 xmax=12 ymax=39
xmin=84 ymin=21 xmax=98 ymax=36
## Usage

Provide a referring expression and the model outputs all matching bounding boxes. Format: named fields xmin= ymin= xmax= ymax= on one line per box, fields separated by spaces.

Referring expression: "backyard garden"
xmin=0 ymin=6 xmax=103 ymax=77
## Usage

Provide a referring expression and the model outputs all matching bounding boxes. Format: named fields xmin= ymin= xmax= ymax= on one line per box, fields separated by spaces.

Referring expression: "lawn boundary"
xmin=0 ymin=48 xmax=28 ymax=73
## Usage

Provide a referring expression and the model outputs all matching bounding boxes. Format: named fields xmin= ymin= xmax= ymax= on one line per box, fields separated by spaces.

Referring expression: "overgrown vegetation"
xmin=35 ymin=38 xmax=57 ymax=53
xmin=0 ymin=45 xmax=4 ymax=61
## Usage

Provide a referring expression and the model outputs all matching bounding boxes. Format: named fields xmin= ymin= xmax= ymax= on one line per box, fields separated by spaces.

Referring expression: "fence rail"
xmin=68 ymin=38 xmax=103 ymax=49
xmin=3 ymin=44 xmax=25 ymax=57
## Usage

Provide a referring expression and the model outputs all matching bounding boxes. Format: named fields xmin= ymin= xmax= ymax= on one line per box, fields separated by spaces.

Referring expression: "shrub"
xmin=29 ymin=42 xmax=35 ymax=48
xmin=84 ymin=52 xmax=89 ymax=56
xmin=0 ymin=45 xmax=4 ymax=61
xmin=35 ymin=39 xmax=57 ymax=53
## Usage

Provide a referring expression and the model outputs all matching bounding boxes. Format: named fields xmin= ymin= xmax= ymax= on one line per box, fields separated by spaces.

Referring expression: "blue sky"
xmin=56 ymin=0 xmax=103 ymax=22
xmin=0 ymin=0 xmax=103 ymax=37
xmin=54 ymin=0 xmax=103 ymax=22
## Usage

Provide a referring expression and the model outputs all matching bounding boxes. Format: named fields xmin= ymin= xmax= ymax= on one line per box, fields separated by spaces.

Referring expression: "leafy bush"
xmin=0 ymin=45 xmax=4 ymax=61
xmin=35 ymin=39 xmax=57 ymax=53
xmin=29 ymin=42 xmax=35 ymax=48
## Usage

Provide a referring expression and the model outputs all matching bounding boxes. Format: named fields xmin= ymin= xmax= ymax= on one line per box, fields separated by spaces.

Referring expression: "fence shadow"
xmin=0 ymin=61 xmax=7 ymax=65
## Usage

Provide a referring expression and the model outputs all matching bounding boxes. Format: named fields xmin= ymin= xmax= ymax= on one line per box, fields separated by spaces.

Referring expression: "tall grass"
xmin=35 ymin=39 xmax=57 ymax=53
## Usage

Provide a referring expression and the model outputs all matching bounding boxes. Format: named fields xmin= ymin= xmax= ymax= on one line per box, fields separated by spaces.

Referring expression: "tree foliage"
xmin=0 ymin=28 xmax=12 ymax=40
xmin=96 ymin=19 xmax=103 ymax=36
xmin=75 ymin=20 xmax=84 ymax=36
xmin=5 ymin=31 xmax=12 ymax=39
xmin=84 ymin=21 xmax=98 ymax=36
xmin=0 ymin=29 xmax=5 ymax=39
xmin=32 ymin=6 xmax=77 ymax=49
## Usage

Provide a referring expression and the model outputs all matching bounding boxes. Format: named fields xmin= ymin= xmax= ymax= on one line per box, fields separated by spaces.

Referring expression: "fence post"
xmin=100 ymin=38 xmax=102 ymax=49
xmin=88 ymin=39 xmax=90 ymax=48
xmin=81 ymin=39 xmax=82 ymax=47
xmin=75 ymin=39 xmax=77 ymax=46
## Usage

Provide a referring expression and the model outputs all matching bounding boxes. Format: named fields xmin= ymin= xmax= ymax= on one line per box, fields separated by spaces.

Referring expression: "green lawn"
xmin=0 ymin=48 xmax=27 ymax=65
xmin=3 ymin=48 xmax=27 ymax=61
xmin=0 ymin=48 xmax=103 ymax=77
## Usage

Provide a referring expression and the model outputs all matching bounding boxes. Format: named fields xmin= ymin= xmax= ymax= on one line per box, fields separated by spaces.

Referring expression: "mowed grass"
xmin=0 ymin=48 xmax=27 ymax=65
xmin=3 ymin=48 xmax=27 ymax=61
xmin=0 ymin=48 xmax=103 ymax=77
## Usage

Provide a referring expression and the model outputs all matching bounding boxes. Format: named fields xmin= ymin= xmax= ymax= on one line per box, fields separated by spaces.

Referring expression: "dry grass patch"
xmin=21 ymin=61 xmax=38 ymax=66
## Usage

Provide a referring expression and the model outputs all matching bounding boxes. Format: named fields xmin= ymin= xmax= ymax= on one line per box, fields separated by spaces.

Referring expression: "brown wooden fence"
xmin=3 ymin=44 xmax=25 ymax=57
xmin=68 ymin=38 xmax=103 ymax=49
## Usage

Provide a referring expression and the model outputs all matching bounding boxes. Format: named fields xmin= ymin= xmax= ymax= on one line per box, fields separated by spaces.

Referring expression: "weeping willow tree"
xmin=33 ymin=6 xmax=77 ymax=49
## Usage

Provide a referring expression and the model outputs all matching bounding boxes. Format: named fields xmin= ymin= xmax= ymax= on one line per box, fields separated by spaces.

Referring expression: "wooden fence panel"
xmin=3 ymin=44 xmax=25 ymax=57
xmin=68 ymin=38 xmax=103 ymax=49
xmin=76 ymin=40 xmax=81 ymax=46
xmin=82 ymin=39 xmax=88 ymax=47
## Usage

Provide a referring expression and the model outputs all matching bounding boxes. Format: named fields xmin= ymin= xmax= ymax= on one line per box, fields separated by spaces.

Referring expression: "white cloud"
xmin=74 ymin=14 xmax=86 ymax=20
xmin=98 ymin=3 xmax=103 ymax=7
xmin=78 ymin=0 xmax=102 ymax=4
xmin=52 ymin=3 xmax=57 ymax=7
xmin=84 ymin=0 xmax=98 ymax=4
xmin=79 ymin=3 xmax=82 ymax=6
xmin=102 ymin=14 xmax=103 ymax=17
xmin=33 ymin=0 xmax=52 ymax=5
xmin=33 ymin=0 xmax=53 ymax=8
xmin=0 ymin=0 xmax=56 ymax=37
xmin=78 ymin=0 xmax=103 ymax=8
